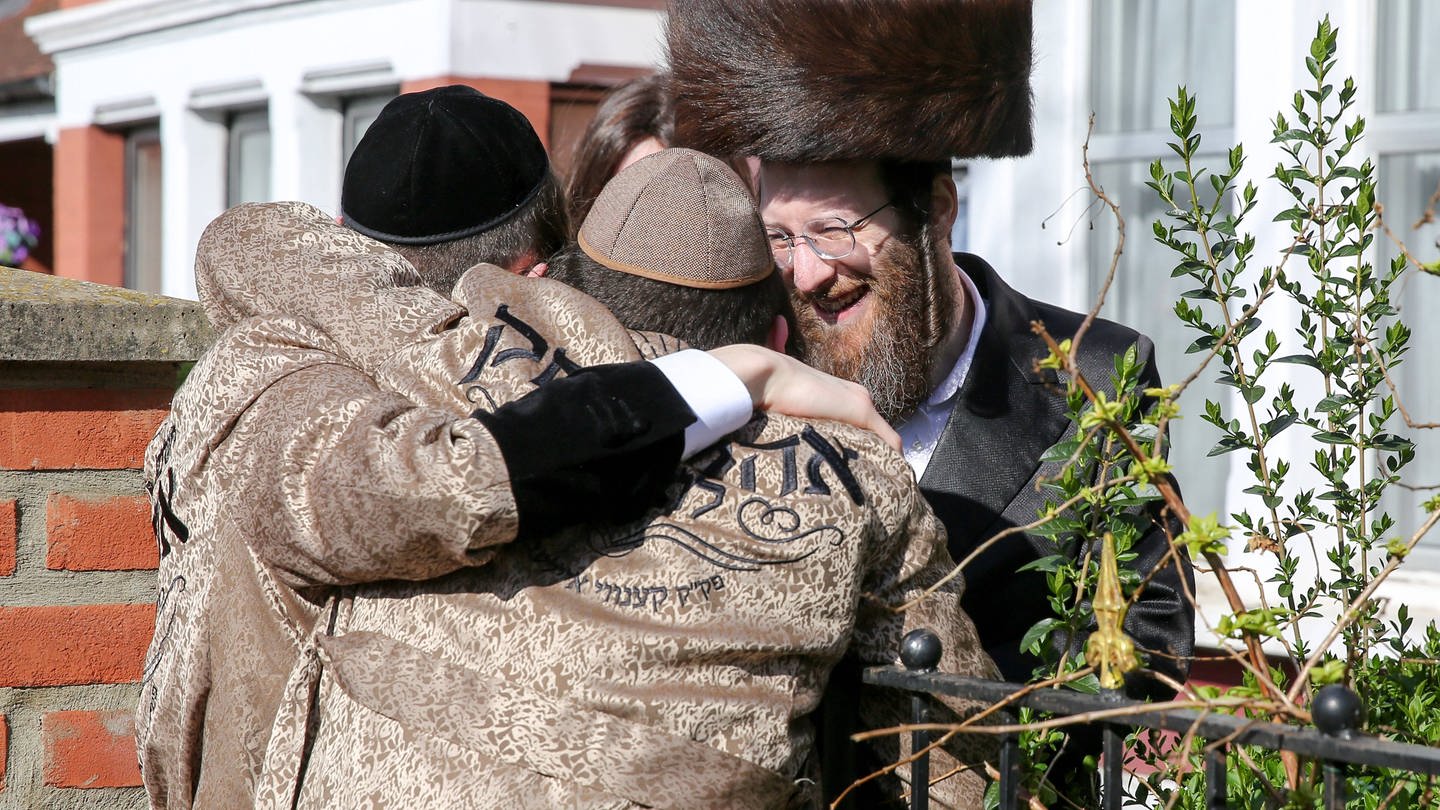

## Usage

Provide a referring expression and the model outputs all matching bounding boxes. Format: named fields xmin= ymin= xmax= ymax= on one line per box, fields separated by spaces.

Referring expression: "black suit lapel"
xmin=920 ymin=255 xmax=1073 ymax=559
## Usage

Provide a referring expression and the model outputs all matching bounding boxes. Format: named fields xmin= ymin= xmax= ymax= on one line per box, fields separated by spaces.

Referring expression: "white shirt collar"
xmin=925 ymin=265 xmax=988 ymax=409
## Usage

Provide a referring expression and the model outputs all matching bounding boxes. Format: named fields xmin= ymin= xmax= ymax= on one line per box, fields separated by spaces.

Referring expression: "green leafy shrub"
xmin=1006 ymin=17 xmax=1440 ymax=809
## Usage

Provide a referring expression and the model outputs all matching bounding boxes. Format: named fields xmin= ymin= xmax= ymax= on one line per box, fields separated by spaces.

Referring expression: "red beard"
xmin=791 ymin=235 xmax=948 ymax=424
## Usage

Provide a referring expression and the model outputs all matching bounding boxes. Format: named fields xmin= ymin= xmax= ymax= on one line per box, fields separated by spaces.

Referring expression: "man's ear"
xmin=766 ymin=315 xmax=790 ymax=354
xmin=525 ymin=262 xmax=548 ymax=279
xmin=929 ymin=172 xmax=959 ymax=236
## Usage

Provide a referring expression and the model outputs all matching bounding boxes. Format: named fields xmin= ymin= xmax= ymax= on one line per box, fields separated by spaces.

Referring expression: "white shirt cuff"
xmin=649 ymin=349 xmax=754 ymax=459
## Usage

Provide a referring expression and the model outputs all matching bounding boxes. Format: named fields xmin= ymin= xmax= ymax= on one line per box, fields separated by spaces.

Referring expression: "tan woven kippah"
xmin=578 ymin=147 xmax=774 ymax=289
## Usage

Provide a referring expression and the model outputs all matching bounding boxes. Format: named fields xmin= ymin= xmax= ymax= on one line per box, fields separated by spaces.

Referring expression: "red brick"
xmin=53 ymin=125 xmax=124 ymax=285
xmin=0 ymin=389 xmax=170 ymax=470
xmin=401 ymin=76 xmax=551 ymax=148
xmin=46 ymin=494 xmax=157 ymax=571
xmin=0 ymin=500 xmax=15 ymax=576
xmin=42 ymin=710 xmax=141 ymax=788
xmin=0 ymin=604 xmax=155 ymax=687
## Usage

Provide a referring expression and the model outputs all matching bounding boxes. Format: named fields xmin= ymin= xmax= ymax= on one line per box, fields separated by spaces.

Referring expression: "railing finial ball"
xmin=1312 ymin=684 xmax=1365 ymax=740
xmin=901 ymin=628 xmax=943 ymax=672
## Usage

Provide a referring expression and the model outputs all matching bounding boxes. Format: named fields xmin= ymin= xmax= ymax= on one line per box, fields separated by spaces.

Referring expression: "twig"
xmin=1071 ymin=113 xmax=1122 ymax=358
xmin=852 ymin=697 xmax=1293 ymax=741
xmin=1398 ymin=482 xmax=1440 ymax=492
xmin=1411 ymin=176 xmax=1440 ymax=230
xmin=1354 ymin=330 xmax=1440 ymax=430
xmin=897 ymin=476 xmax=1140 ymax=612
xmin=1040 ymin=184 xmax=1108 ymax=246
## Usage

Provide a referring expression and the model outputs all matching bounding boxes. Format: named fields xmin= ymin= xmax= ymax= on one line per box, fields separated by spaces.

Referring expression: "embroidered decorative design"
xmin=148 ymin=426 xmax=190 ymax=558
xmin=459 ymin=304 xmax=582 ymax=410
xmin=584 ymin=495 xmax=844 ymax=573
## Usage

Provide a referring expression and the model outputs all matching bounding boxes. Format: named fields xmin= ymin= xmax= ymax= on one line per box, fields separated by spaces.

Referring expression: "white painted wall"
xmin=450 ymin=0 xmax=666 ymax=81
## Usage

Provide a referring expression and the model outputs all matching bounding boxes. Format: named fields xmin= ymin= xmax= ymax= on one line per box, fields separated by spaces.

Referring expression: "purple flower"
xmin=0 ymin=204 xmax=41 ymax=266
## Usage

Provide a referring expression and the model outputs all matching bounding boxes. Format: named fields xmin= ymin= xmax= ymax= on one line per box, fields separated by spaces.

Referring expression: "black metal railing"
xmin=865 ymin=629 xmax=1440 ymax=810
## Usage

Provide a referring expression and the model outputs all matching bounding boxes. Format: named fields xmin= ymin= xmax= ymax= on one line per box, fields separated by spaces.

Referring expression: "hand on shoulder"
xmin=706 ymin=345 xmax=900 ymax=453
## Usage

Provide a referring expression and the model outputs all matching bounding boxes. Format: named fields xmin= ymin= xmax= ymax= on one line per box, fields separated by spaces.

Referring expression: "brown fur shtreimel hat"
xmin=578 ymin=148 xmax=773 ymax=290
xmin=667 ymin=0 xmax=1035 ymax=163
xmin=340 ymin=85 xmax=549 ymax=245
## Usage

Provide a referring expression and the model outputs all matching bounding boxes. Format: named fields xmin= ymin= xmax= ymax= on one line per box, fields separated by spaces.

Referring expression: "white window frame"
xmin=1368 ymin=2 xmax=1440 ymax=570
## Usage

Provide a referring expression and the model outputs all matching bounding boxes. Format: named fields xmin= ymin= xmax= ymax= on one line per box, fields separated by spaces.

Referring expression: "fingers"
xmin=829 ymin=380 xmax=892 ymax=455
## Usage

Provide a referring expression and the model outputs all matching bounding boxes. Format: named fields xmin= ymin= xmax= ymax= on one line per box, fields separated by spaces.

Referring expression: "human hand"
xmin=706 ymin=344 xmax=900 ymax=452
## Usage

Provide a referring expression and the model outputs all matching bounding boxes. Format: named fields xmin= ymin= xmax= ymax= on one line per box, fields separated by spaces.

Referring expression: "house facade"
xmin=3 ymin=0 xmax=1439 ymax=646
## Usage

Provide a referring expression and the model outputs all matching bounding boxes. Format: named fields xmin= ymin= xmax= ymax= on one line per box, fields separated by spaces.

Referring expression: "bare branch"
xmin=1412 ymin=175 xmax=1440 ymax=230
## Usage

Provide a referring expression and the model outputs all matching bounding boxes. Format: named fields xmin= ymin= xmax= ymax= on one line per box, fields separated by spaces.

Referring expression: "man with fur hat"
xmin=137 ymin=87 xmax=896 ymax=808
xmin=668 ymin=0 xmax=1195 ymax=772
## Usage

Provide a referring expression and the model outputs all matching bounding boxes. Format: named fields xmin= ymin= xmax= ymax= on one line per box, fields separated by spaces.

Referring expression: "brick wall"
xmin=0 ymin=268 xmax=210 ymax=808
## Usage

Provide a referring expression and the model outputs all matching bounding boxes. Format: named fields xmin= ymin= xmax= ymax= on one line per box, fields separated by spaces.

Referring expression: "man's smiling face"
xmin=760 ymin=160 xmax=936 ymax=423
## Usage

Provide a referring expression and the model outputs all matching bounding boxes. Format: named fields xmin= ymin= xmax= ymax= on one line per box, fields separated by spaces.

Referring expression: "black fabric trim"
xmin=473 ymin=362 xmax=697 ymax=540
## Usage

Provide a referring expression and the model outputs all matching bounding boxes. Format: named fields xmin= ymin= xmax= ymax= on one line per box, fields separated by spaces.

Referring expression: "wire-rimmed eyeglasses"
xmin=765 ymin=201 xmax=894 ymax=270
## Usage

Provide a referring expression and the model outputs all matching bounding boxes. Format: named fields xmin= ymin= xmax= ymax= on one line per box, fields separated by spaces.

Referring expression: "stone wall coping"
xmin=0 ymin=267 xmax=214 ymax=362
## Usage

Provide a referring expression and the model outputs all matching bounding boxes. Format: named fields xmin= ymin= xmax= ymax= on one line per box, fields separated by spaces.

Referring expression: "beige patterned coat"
xmin=138 ymin=202 xmax=997 ymax=809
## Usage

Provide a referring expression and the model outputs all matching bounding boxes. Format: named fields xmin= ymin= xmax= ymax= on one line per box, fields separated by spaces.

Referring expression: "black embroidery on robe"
xmin=459 ymin=304 xmax=582 ymax=411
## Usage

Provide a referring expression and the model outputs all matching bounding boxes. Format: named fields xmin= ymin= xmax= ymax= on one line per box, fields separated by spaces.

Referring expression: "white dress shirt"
xmin=896 ymin=267 xmax=989 ymax=478
xmin=648 ymin=349 xmax=755 ymax=459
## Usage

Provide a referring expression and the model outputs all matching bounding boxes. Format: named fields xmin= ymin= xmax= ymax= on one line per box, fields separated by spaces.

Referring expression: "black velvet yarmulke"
xmin=341 ymin=85 xmax=549 ymax=245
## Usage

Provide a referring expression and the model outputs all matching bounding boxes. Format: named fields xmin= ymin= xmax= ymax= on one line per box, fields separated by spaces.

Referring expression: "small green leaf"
xmin=1311 ymin=659 xmax=1346 ymax=686
xmin=1017 ymin=554 xmax=1067 ymax=574
xmin=1066 ymin=673 xmax=1102 ymax=694
xmin=1178 ymin=513 xmax=1231 ymax=556
xmin=1020 ymin=618 xmax=1060 ymax=656
xmin=1274 ymin=354 xmax=1322 ymax=368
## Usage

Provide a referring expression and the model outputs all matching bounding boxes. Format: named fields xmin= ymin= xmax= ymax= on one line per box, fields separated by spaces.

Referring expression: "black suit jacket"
xmin=920 ymin=254 xmax=1195 ymax=695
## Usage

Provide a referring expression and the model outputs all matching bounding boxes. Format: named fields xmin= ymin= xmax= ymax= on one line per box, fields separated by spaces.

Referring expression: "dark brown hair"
xmin=878 ymin=159 xmax=955 ymax=351
xmin=392 ymin=169 xmax=570 ymax=296
xmin=565 ymin=74 xmax=674 ymax=231
xmin=546 ymin=244 xmax=791 ymax=350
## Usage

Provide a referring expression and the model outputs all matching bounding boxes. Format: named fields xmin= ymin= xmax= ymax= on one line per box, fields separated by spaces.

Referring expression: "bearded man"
xmin=669 ymin=0 xmax=1195 ymax=699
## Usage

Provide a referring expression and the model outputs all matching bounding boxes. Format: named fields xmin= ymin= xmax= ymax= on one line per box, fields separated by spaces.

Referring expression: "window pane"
xmin=1378 ymin=152 xmax=1440 ymax=561
xmin=951 ymin=162 xmax=969 ymax=253
xmin=125 ymin=127 xmax=163 ymax=294
xmin=227 ymin=108 xmax=271 ymax=207
xmin=1091 ymin=0 xmax=1235 ymax=134
xmin=1376 ymin=0 xmax=1440 ymax=113
xmin=1088 ymin=158 xmax=1230 ymax=519
xmin=342 ymin=94 xmax=392 ymax=169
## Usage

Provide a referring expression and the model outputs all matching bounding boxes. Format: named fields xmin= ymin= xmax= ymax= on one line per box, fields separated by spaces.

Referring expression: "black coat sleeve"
xmin=472 ymin=361 xmax=697 ymax=541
